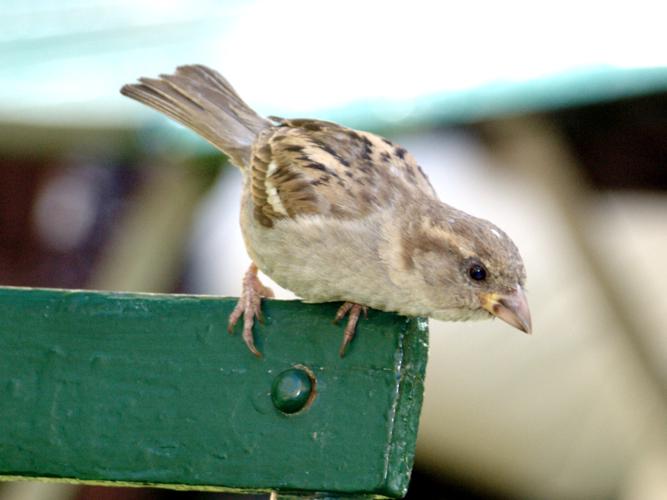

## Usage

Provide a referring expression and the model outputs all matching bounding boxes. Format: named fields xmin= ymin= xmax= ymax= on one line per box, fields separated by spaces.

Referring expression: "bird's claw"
xmin=227 ymin=263 xmax=273 ymax=357
xmin=334 ymin=302 xmax=368 ymax=357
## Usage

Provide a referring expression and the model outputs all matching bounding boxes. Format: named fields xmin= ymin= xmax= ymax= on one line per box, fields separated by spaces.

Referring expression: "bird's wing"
xmin=249 ymin=118 xmax=437 ymax=227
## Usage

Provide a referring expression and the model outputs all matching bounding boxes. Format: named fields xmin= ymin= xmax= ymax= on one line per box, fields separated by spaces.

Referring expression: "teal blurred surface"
xmin=1 ymin=0 xmax=666 ymax=129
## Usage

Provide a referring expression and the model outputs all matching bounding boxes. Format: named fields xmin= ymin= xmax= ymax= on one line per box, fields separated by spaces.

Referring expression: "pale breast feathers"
xmin=248 ymin=118 xmax=436 ymax=227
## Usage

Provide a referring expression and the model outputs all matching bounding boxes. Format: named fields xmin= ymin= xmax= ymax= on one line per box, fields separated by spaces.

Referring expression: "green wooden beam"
xmin=0 ymin=287 xmax=428 ymax=498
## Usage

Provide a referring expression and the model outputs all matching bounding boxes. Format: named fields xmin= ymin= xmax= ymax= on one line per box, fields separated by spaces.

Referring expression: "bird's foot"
xmin=334 ymin=302 xmax=368 ymax=357
xmin=227 ymin=263 xmax=274 ymax=357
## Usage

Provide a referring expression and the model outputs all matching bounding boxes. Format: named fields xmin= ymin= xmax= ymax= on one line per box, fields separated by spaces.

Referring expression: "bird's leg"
xmin=227 ymin=263 xmax=274 ymax=357
xmin=334 ymin=302 xmax=368 ymax=357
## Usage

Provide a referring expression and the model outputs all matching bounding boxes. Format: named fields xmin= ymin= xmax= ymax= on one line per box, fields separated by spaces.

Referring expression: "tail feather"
xmin=121 ymin=65 xmax=270 ymax=167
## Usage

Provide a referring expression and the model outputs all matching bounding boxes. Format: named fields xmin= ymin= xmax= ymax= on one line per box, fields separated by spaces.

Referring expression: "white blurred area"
xmin=188 ymin=129 xmax=667 ymax=500
xmin=2 ymin=0 xmax=667 ymax=126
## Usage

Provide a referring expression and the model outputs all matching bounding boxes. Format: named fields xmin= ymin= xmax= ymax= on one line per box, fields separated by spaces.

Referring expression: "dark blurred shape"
xmin=76 ymin=486 xmax=161 ymax=500
xmin=405 ymin=468 xmax=511 ymax=500
xmin=77 ymin=486 xmax=267 ymax=500
xmin=556 ymin=92 xmax=667 ymax=191
xmin=0 ymin=154 xmax=138 ymax=288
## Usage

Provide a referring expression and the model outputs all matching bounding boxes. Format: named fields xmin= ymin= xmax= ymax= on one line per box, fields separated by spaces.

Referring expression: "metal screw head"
xmin=271 ymin=366 xmax=315 ymax=414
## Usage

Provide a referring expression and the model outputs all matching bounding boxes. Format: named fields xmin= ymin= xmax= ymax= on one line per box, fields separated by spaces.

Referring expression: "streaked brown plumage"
xmin=121 ymin=65 xmax=531 ymax=356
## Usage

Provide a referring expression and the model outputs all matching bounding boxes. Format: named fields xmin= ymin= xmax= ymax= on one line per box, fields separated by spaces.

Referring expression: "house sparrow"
xmin=121 ymin=65 xmax=531 ymax=357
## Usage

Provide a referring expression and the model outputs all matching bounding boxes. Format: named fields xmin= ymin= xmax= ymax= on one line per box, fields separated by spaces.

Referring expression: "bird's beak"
xmin=481 ymin=286 xmax=532 ymax=334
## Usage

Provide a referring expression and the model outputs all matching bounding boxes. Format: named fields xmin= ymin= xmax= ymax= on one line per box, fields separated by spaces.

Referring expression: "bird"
xmin=121 ymin=65 xmax=531 ymax=357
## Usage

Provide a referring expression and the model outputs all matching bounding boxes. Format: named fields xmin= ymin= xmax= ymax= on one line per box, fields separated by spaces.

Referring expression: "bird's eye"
xmin=468 ymin=263 xmax=487 ymax=281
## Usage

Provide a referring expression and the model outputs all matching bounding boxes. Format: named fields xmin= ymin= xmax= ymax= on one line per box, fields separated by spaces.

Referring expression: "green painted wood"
xmin=0 ymin=286 xmax=428 ymax=498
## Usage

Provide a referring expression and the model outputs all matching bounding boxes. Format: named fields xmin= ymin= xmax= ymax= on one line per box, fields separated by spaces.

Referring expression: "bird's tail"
xmin=121 ymin=65 xmax=270 ymax=167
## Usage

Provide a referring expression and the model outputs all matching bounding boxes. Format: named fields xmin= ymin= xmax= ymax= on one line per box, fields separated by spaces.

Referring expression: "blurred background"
xmin=2 ymin=1 xmax=667 ymax=499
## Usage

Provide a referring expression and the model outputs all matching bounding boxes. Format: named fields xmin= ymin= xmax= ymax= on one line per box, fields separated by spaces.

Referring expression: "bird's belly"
xmin=241 ymin=209 xmax=399 ymax=309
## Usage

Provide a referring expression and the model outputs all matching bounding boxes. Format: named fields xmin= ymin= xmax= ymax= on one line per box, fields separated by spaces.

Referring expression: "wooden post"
xmin=0 ymin=287 xmax=428 ymax=498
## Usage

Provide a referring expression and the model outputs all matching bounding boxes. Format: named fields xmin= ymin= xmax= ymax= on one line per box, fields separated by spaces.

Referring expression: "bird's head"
xmin=398 ymin=202 xmax=531 ymax=333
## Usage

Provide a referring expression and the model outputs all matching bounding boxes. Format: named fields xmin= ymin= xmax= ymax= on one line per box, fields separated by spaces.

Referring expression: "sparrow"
xmin=121 ymin=65 xmax=531 ymax=357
